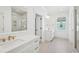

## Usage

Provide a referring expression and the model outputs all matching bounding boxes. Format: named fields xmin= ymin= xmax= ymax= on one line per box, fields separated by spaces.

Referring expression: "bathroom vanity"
xmin=0 ymin=6 xmax=40 ymax=53
xmin=0 ymin=35 xmax=40 ymax=53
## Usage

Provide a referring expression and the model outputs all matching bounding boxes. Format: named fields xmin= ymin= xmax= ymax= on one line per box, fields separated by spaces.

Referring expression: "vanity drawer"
xmin=33 ymin=42 xmax=39 ymax=53
xmin=33 ymin=38 xmax=40 ymax=44
xmin=7 ymin=41 xmax=34 ymax=53
xmin=21 ymin=44 xmax=33 ymax=53
xmin=34 ymin=39 xmax=39 ymax=43
xmin=33 ymin=42 xmax=39 ymax=48
xmin=33 ymin=37 xmax=40 ymax=52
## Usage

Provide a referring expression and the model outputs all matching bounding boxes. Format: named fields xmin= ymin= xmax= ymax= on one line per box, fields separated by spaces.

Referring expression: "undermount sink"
xmin=0 ymin=35 xmax=33 ymax=48
xmin=0 ymin=35 xmax=17 ymax=46
xmin=0 ymin=39 xmax=24 ymax=47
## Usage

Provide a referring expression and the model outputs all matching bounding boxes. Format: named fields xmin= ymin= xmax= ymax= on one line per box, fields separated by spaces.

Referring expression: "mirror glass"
xmin=11 ymin=7 xmax=27 ymax=32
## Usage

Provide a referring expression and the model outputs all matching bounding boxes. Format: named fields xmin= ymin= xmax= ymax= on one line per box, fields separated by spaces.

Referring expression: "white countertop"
xmin=0 ymin=35 xmax=39 ymax=53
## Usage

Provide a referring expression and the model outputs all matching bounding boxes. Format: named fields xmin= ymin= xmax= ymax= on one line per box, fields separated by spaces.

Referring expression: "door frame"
xmin=74 ymin=7 xmax=77 ymax=48
xmin=35 ymin=14 xmax=42 ymax=39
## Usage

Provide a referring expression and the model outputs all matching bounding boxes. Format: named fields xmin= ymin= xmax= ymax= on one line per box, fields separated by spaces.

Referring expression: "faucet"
xmin=0 ymin=35 xmax=16 ymax=42
xmin=2 ymin=38 xmax=6 ymax=42
xmin=8 ymin=36 xmax=16 ymax=40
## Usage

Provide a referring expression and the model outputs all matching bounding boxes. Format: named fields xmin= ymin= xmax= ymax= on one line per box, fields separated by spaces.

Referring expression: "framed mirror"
xmin=11 ymin=7 xmax=27 ymax=32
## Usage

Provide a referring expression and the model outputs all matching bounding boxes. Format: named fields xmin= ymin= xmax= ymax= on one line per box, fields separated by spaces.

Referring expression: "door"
xmin=35 ymin=14 xmax=42 ymax=41
xmin=0 ymin=13 xmax=4 ymax=33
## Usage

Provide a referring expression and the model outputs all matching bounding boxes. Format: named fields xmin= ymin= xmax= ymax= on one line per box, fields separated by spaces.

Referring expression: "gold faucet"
xmin=2 ymin=38 xmax=6 ymax=42
xmin=0 ymin=35 xmax=16 ymax=42
xmin=8 ymin=36 xmax=16 ymax=40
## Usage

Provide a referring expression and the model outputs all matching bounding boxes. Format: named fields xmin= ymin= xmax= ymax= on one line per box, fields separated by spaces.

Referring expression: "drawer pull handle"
xmin=35 ymin=47 xmax=39 ymax=50
xmin=35 ymin=40 xmax=38 ymax=43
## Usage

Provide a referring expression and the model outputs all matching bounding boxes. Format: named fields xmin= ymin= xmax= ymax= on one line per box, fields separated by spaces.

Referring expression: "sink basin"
xmin=0 ymin=39 xmax=24 ymax=47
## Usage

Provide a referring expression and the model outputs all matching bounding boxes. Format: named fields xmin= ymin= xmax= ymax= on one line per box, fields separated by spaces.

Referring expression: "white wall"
xmin=0 ymin=7 xmax=11 ymax=33
xmin=68 ymin=7 xmax=75 ymax=48
xmin=47 ymin=11 xmax=69 ymax=39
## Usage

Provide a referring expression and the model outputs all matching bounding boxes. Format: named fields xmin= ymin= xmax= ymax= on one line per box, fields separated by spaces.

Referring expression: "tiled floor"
xmin=39 ymin=38 xmax=78 ymax=53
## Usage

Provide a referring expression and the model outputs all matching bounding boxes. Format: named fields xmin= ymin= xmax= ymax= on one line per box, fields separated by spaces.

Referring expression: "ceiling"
xmin=44 ymin=6 xmax=70 ymax=15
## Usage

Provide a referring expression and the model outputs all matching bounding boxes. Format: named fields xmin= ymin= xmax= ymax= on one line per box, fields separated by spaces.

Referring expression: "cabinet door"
xmin=8 ymin=40 xmax=34 ymax=53
xmin=33 ymin=38 xmax=40 ymax=53
xmin=0 ymin=13 xmax=4 ymax=32
xmin=22 ymin=44 xmax=34 ymax=53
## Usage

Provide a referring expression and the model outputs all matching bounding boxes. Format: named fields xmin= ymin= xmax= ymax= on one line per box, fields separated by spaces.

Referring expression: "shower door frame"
xmin=74 ymin=7 xmax=77 ymax=49
xmin=35 ymin=14 xmax=42 ymax=41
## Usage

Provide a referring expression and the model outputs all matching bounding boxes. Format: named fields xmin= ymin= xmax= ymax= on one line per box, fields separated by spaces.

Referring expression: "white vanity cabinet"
xmin=22 ymin=38 xmax=40 ymax=53
xmin=33 ymin=37 xmax=40 ymax=52
xmin=7 ymin=36 xmax=40 ymax=53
